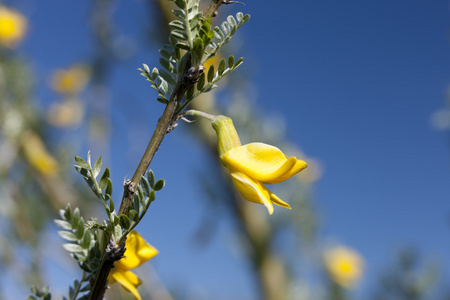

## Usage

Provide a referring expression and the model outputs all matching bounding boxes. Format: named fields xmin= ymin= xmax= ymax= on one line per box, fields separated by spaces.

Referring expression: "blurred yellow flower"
xmin=324 ymin=246 xmax=364 ymax=289
xmin=108 ymin=231 xmax=159 ymax=300
xmin=51 ymin=65 xmax=90 ymax=95
xmin=0 ymin=6 xmax=27 ymax=48
xmin=21 ymin=131 xmax=59 ymax=177
xmin=47 ymin=99 xmax=84 ymax=128
xmin=212 ymin=115 xmax=307 ymax=214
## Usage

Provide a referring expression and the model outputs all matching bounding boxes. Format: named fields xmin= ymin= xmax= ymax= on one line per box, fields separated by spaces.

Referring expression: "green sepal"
xmin=119 ymin=215 xmax=131 ymax=230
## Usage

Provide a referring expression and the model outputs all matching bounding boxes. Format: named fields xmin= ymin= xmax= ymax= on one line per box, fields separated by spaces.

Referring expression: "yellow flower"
xmin=0 ymin=6 xmax=27 ymax=48
xmin=212 ymin=115 xmax=307 ymax=214
xmin=21 ymin=131 xmax=59 ymax=177
xmin=47 ymin=99 xmax=84 ymax=128
xmin=108 ymin=231 xmax=159 ymax=300
xmin=324 ymin=246 xmax=364 ymax=289
xmin=51 ymin=65 xmax=90 ymax=95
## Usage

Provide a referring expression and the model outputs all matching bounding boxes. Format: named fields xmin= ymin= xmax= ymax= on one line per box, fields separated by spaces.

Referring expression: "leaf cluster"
xmin=48 ymin=151 xmax=166 ymax=299
xmin=72 ymin=152 xmax=165 ymax=242
xmin=54 ymin=204 xmax=101 ymax=299
xmin=28 ymin=286 xmax=51 ymax=300
xmin=181 ymin=54 xmax=243 ymax=112
xmin=74 ymin=152 xmax=115 ymax=227
xmin=140 ymin=0 xmax=250 ymax=112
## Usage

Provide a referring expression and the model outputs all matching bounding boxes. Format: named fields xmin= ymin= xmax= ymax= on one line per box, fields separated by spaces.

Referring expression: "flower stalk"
xmin=88 ymin=1 xmax=231 ymax=299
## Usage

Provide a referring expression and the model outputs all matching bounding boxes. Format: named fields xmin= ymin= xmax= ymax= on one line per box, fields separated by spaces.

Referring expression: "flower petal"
xmin=266 ymin=158 xmax=308 ymax=184
xmin=269 ymin=191 xmax=291 ymax=210
xmin=116 ymin=231 xmax=158 ymax=270
xmin=109 ymin=269 xmax=142 ymax=300
xmin=221 ymin=143 xmax=307 ymax=184
xmin=229 ymin=169 xmax=274 ymax=214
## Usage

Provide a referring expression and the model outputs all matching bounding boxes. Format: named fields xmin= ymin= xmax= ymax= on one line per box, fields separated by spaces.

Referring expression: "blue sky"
xmin=9 ymin=0 xmax=450 ymax=299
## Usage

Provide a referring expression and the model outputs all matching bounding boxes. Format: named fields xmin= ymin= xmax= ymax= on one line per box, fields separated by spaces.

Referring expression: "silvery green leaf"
xmin=119 ymin=215 xmax=131 ymax=230
xmin=140 ymin=176 xmax=151 ymax=197
xmin=176 ymin=42 xmax=190 ymax=51
xmin=159 ymin=69 xmax=177 ymax=86
xmin=73 ymin=253 xmax=86 ymax=262
xmin=159 ymin=57 xmax=176 ymax=74
xmin=74 ymin=156 xmax=89 ymax=169
xmin=221 ymin=21 xmax=230 ymax=35
xmin=190 ymin=12 xmax=203 ymax=29
xmin=63 ymin=243 xmax=84 ymax=253
xmin=157 ymin=77 xmax=169 ymax=94
xmin=81 ymin=230 xmax=91 ymax=249
xmin=168 ymin=20 xmax=185 ymax=31
xmin=228 ymin=55 xmax=235 ymax=68
xmin=137 ymin=185 xmax=145 ymax=206
xmin=207 ymin=64 xmax=215 ymax=82
xmin=174 ymin=0 xmax=185 ymax=9
xmin=154 ymin=179 xmax=165 ymax=191
xmin=236 ymin=12 xmax=244 ymax=22
xmin=213 ymin=27 xmax=224 ymax=41
xmin=86 ymin=151 xmax=92 ymax=166
xmin=151 ymin=67 xmax=159 ymax=80
xmin=112 ymin=214 xmax=119 ymax=226
xmin=157 ymin=97 xmax=169 ymax=104
xmin=218 ymin=58 xmax=226 ymax=75
xmin=69 ymin=287 xmax=75 ymax=299
xmin=30 ymin=286 xmax=38 ymax=296
xmin=99 ymin=167 xmax=110 ymax=189
xmin=129 ymin=210 xmax=139 ymax=222
xmin=171 ymin=29 xmax=188 ymax=40
xmin=105 ymin=178 xmax=113 ymax=197
xmin=58 ymin=231 xmax=78 ymax=242
xmin=59 ymin=209 xmax=66 ymax=220
xmin=72 ymin=208 xmax=80 ymax=228
xmin=197 ymin=73 xmax=205 ymax=90
xmin=55 ymin=219 xmax=72 ymax=230
xmin=234 ymin=57 xmax=244 ymax=68
xmin=227 ymin=15 xmax=237 ymax=27
xmin=108 ymin=195 xmax=115 ymax=212
xmin=76 ymin=220 xmax=85 ymax=239
xmin=148 ymin=170 xmax=155 ymax=188
xmin=92 ymin=156 xmax=102 ymax=178
xmin=172 ymin=9 xmax=185 ymax=19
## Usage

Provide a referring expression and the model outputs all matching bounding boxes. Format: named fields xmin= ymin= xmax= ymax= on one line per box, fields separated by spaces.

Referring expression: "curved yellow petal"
xmin=229 ymin=169 xmax=274 ymax=214
xmin=269 ymin=192 xmax=291 ymax=210
xmin=221 ymin=143 xmax=306 ymax=184
xmin=116 ymin=231 xmax=158 ymax=270
xmin=110 ymin=270 xmax=142 ymax=300
xmin=265 ymin=158 xmax=308 ymax=184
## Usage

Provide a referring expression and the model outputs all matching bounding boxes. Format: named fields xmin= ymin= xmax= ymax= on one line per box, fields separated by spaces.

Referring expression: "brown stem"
xmin=88 ymin=1 xmax=227 ymax=298
xmin=88 ymin=57 xmax=192 ymax=299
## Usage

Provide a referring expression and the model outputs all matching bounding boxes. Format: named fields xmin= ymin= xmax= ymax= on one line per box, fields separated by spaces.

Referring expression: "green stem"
xmin=185 ymin=109 xmax=217 ymax=121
